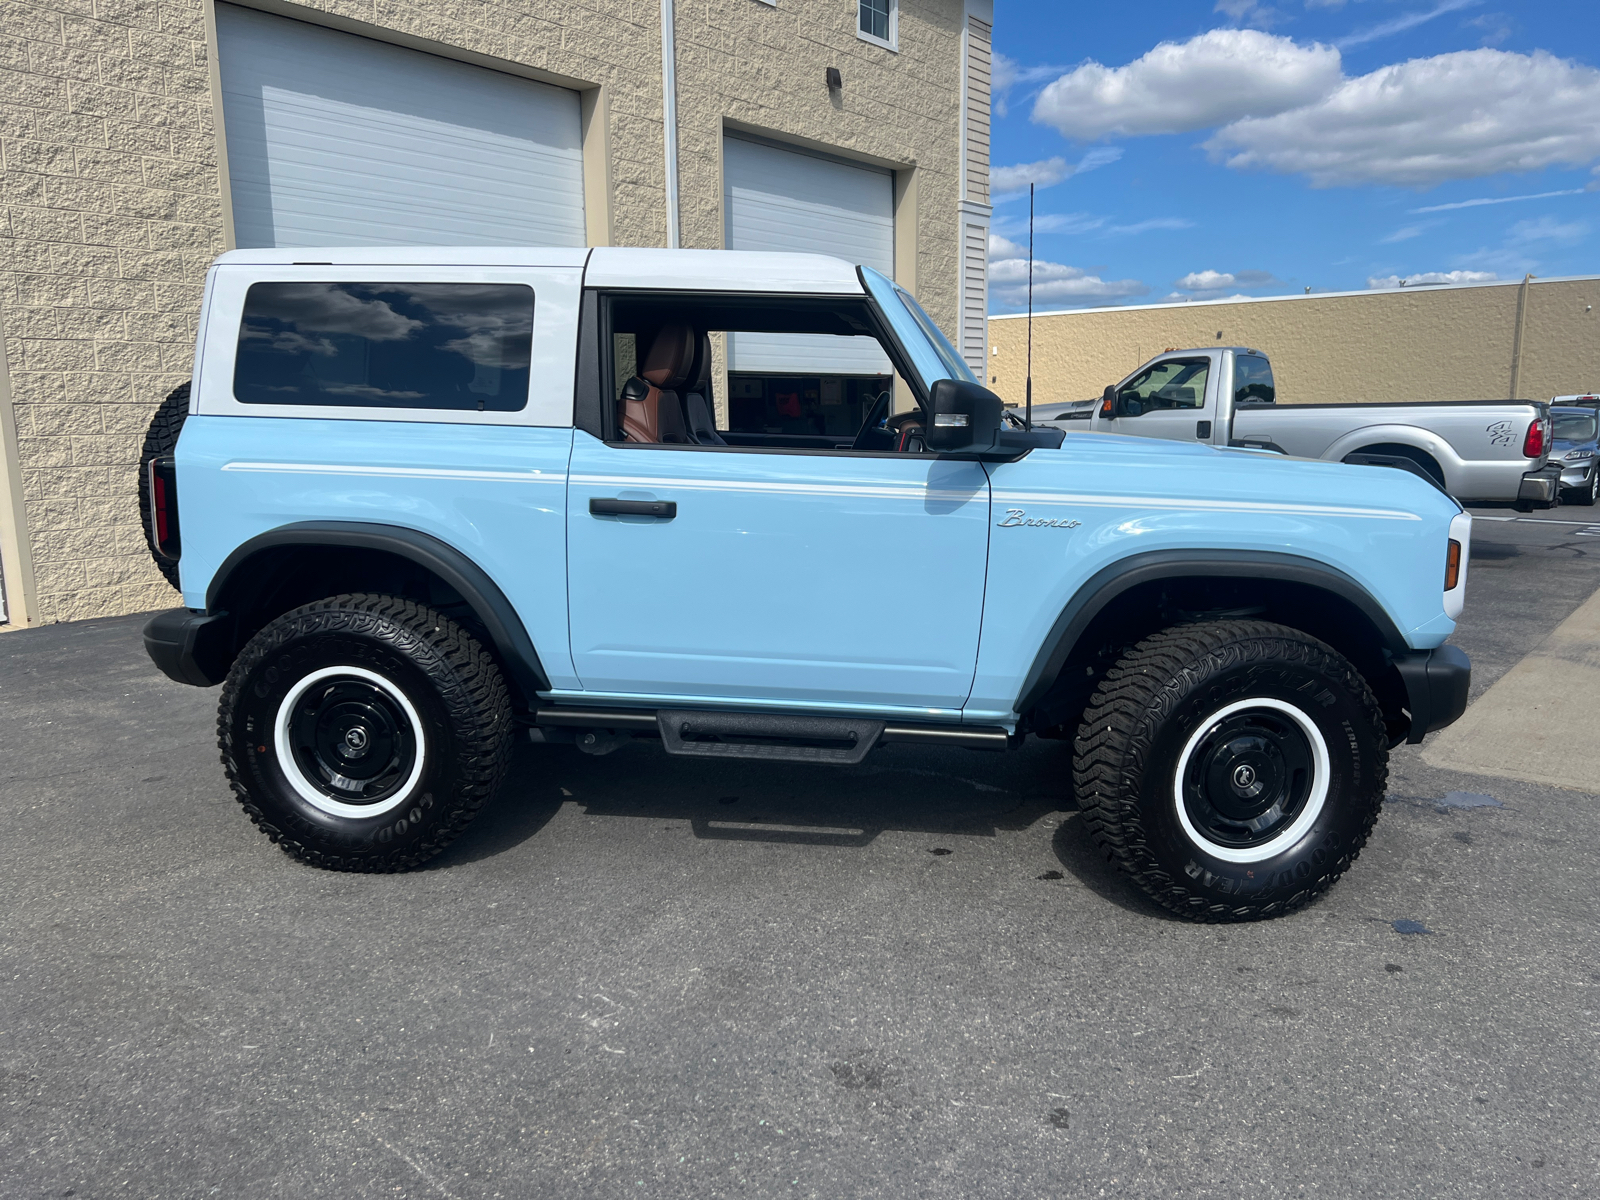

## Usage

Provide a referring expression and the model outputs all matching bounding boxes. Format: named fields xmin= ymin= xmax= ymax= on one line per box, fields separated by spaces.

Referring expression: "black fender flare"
xmin=207 ymin=521 xmax=551 ymax=702
xmin=1014 ymin=549 xmax=1410 ymax=716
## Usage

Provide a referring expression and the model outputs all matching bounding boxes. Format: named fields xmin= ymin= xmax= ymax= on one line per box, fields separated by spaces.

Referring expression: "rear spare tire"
xmin=218 ymin=593 xmax=514 ymax=872
xmin=138 ymin=381 xmax=189 ymax=589
xmin=1073 ymin=620 xmax=1387 ymax=922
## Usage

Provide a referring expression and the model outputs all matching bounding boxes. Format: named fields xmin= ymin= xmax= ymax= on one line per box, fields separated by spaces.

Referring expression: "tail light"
xmin=1444 ymin=540 xmax=1462 ymax=591
xmin=147 ymin=456 xmax=180 ymax=560
xmin=1523 ymin=417 xmax=1548 ymax=459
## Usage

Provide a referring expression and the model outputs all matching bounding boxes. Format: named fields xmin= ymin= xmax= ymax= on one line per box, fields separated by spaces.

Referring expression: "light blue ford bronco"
xmin=140 ymin=247 xmax=1472 ymax=922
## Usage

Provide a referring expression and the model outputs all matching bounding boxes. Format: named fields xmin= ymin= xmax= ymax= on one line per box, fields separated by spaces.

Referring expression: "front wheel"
xmin=1567 ymin=469 xmax=1599 ymax=507
xmin=218 ymin=594 xmax=513 ymax=871
xmin=1073 ymin=620 xmax=1387 ymax=922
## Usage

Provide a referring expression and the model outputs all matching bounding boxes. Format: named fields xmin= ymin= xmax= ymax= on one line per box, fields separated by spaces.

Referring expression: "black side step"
xmin=659 ymin=710 xmax=883 ymax=764
xmin=532 ymin=707 xmax=1015 ymax=759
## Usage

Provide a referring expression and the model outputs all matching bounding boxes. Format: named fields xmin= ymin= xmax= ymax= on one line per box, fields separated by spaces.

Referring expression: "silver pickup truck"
xmin=1018 ymin=347 xmax=1560 ymax=509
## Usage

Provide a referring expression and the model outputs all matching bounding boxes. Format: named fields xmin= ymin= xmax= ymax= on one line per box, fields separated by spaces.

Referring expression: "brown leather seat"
xmin=620 ymin=323 xmax=695 ymax=443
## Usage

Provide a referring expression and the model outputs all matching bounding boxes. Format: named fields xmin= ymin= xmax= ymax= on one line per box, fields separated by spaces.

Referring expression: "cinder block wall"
xmin=987 ymin=277 xmax=1600 ymax=409
xmin=3 ymin=0 xmax=221 ymax=623
xmin=0 ymin=0 xmax=967 ymax=625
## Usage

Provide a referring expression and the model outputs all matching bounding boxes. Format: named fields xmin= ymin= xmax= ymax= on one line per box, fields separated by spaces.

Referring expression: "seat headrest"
xmin=686 ymin=331 xmax=713 ymax=394
xmin=640 ymin=323 xmax=695 ymax=389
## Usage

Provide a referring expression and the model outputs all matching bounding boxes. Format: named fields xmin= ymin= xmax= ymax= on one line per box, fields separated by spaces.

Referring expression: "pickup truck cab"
xmin=141 ymin=247 xmax=1471 ymax=923
xmin=1024 ymin=347 xmax=1561 ymax=509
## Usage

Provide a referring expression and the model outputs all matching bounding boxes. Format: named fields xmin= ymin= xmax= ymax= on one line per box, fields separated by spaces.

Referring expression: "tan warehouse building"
xmin=989 ymin=274 xmax=1600 ymax=411
xmin=0 ymin=0 xmax=996 ymax=627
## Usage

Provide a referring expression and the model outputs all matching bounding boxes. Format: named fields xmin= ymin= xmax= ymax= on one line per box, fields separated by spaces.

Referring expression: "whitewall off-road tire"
xmin=1073 ymin=620 xmax=1388 ymax=922
xmin=219 ymin=594 xmax=513 ymax=872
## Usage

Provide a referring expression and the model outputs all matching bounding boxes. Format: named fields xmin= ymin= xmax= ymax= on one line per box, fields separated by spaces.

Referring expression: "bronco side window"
xmin=234 ymin=282 xmax=534 ymax=412
xmin=600 ymin=292 xmax=916 ymax=452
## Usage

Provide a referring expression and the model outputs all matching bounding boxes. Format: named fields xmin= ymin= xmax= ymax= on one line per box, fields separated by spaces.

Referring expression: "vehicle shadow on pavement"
xmin=435 ymin=737 xmax=1081 ymax=863
xmin=1049 ymin=813 xmax=1183 ymax=922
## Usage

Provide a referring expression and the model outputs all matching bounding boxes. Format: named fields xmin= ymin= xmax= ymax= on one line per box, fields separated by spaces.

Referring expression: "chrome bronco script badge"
xmin=998 ymin=508 xmax=1081 ymax=529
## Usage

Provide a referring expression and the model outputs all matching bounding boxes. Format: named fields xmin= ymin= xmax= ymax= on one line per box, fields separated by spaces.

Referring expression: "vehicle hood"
xmin=1046 ymin=430 xmax=1459 ymax=518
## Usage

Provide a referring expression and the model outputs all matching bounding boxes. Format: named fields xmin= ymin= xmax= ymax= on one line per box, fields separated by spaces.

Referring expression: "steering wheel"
xmin=850 ymin=389 xmax=894 ymax=451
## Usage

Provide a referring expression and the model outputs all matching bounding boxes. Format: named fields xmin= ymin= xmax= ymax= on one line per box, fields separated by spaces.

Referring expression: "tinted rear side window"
xmin=234 ymin=282 xmax=533 ymax=411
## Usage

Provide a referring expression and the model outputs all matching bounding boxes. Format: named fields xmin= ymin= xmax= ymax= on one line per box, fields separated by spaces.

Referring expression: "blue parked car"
xmin=139 ymin=248 xmax=1471 ymax=922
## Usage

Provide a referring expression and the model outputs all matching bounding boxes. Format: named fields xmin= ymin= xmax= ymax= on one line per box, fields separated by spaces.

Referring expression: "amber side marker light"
xmin=1445 ymin=539 xmax=1462 ymax=590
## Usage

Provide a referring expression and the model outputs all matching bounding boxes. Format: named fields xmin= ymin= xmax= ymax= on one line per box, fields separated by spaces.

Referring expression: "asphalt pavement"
xmin=2 ymin=508 xmax=1597 ymax=1199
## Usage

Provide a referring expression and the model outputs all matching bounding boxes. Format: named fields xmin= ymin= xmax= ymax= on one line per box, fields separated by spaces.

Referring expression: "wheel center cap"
xmin=1233 ymin=764 xmax=1257 ymax=789
xmin=343 ymin=726 xmax=370 ymax=755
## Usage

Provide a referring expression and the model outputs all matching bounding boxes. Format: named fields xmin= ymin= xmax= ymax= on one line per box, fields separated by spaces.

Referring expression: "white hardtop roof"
xmin=211 ymin=246 xmax=867 ymax=294
xmin=585 ymin=248 xmax=865 ymax=294
xmin=213 ymin=246 xmax=592 ymax=268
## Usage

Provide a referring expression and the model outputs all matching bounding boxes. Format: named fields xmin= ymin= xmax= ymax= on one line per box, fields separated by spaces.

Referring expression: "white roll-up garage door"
xmin=723 ymin=136 xmax=894 ymax=375
xmin=216 ymin=5 xmax=585 ymax=249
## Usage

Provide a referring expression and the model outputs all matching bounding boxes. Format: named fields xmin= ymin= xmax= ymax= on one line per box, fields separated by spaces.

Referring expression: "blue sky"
xmin=986 ymin=0 xmax=1600 ymax=312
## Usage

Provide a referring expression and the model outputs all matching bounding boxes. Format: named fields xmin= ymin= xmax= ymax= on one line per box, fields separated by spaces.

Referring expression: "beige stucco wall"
xmin=988 ymin=276 xmax=1600 ymax=410
xmin=0 ymin=0 xmax=969 ymax=625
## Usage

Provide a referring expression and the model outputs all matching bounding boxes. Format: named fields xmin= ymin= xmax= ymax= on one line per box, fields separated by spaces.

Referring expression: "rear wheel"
xmin=218 ymin=594 xmax=513 ymax=871
xmin=1073 ymin=620 xmax=1387 ymax=922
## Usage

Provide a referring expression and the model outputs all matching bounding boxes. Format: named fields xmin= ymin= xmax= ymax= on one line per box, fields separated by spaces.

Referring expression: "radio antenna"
xmin=1026 ymin=182 xmax=1035 ymax=432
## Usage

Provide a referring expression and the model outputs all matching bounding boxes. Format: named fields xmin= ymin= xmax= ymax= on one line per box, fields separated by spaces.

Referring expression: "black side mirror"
xmin=926 ymin=378 xmax=1003 ymax=455
xmin=1101 ymin=384 xmax=1117 ymax=415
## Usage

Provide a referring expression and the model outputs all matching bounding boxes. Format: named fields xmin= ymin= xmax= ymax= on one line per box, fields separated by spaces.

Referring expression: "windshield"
xmin=858 ymin=265 xmax=979 ymax=389
xmin=1553 ymin=411 xmax=1597 ymax=442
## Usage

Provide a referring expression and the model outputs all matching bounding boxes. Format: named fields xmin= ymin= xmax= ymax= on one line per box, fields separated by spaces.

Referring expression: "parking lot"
xmin=2 ymin=508 xmax=1597 ymax=1199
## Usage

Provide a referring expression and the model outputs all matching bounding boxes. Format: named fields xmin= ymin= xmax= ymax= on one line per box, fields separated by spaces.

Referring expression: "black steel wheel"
xmin=218 ymin=593 xmax=513 ymax=871
xmin=1073 ymin=620 xmax=1387 ymax=922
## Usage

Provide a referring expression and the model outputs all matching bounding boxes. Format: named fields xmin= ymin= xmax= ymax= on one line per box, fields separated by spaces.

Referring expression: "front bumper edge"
xmin=1392 ymin=644 xmax=1471 ymax=745
xmin=143 ymin=608 xmax=234 ymax=687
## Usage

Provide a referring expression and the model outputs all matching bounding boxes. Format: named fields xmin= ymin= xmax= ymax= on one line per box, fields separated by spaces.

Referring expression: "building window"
xmin=858 ymin=0 xmax=896 ymax=50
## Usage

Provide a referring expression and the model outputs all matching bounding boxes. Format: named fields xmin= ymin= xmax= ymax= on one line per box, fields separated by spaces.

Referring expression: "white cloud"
xmin=988 ymin=233 xmax=1026 ymax=259
xmin=992 ymin=157 xmax=1071 ymax=195
xmin=987 ymin=252 xmax=1149 ymax=307
xmin=1367 ymin=270 xmax=1499 ymax=288
xmin=1171 ymin=268 xmax=1280 ymax=297
xmin=1208 ymin=49 xmax=1600 ymax=188
xmin=1176 ymin=270 xmax=1239 ymax=290
xmin=1030 ymin=212 xmax=1110 ymax=234
xmin=1108 ymin=217 xmax=1197 ymax=235
xmin=1506 ymin=215 xmax=1589 ymax=245
xmin=1335 ymin=0 xmax=1480 ymax=50
xmin=993 ymin=52 xmax=1066 ymax=94
xmin=1380 ymin=224 xmax=1430 ymax=243
xmin=1411 ymin=189 xmax=1586 ymax=212
xmin=1215 ymin=0 xmax=1282 ymax=28
xmin=991 ymin=147 xmax=1124 ymax=197
xmin=1032 ymin=30 xmax=1342 ymax=139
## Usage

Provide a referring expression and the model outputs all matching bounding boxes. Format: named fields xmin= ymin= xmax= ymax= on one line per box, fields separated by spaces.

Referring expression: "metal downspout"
xmin=660 ymin=0 xmax=681 ymax=248
xmin=1509 ymin=273 xmax=1532 ymax=399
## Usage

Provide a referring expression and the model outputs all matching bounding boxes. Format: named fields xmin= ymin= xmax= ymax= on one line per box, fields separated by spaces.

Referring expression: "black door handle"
xmin=589 ymin=497 xmax=676 ymax=519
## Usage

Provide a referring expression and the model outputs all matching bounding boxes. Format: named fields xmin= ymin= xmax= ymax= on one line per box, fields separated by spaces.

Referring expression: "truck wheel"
xmin=1073 ymin=620 xmax=1387 ymax=922
xmin=218 ymin=594 xmax=513 ymax=872
xmin=137 ymin=381 xmax=189 ymax=589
